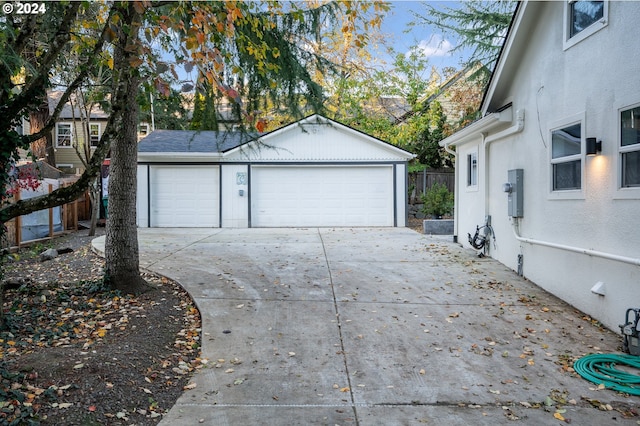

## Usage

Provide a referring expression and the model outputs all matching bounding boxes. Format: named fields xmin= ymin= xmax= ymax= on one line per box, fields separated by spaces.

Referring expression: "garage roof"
xmin=138 ymin=130 xmax=258 ymax=153
xmin=138 ymin=115 xmax=415 ymax=162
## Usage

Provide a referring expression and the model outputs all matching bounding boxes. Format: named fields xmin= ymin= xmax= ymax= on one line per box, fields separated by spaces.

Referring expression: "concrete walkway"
xmin=93 ymin=228 xmax=638 ymax=425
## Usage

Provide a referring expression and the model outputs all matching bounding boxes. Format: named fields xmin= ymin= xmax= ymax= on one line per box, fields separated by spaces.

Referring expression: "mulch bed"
xmin=0 ymin=229 xmax=202 ymax=425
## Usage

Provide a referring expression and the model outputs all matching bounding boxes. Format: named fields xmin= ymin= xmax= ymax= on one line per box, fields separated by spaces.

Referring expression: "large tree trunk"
xmin=29 ymin=94 xmax=56 ymax=167
xmin=103 ymin=3 xmax=150 ymax=294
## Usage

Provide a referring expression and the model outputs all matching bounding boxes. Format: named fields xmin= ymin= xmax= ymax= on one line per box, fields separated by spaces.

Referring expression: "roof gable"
xmin=481 ymin=1 xmax=537 ymax=115
xmin=224 ymin=115 xmax=414 ymax=161
xmin=137 ymin=115 xmax=413 ymax=162
xmin=48 ymin=91 xmax=109 ymax=120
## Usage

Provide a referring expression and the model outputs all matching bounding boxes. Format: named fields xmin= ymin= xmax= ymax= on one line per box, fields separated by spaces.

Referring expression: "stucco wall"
xmin=456 ymin=1 xmax=640 ymax=331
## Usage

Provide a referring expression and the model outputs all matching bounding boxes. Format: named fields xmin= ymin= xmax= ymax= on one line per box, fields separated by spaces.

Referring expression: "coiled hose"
xmin=573 ymin=353 xmax=640 ymax=396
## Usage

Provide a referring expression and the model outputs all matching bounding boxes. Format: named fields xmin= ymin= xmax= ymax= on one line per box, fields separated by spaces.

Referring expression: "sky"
xmin=377 ymin=1 xmax=472 ymax=73
xmin=169 ymin=1 xmax=472 ymax=89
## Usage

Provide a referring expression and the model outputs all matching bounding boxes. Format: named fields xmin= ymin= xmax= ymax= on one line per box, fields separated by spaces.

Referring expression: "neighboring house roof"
xmin=16 ymin=160 xmax=64 ymax=179
xmin=48 ymin=91 xmax=109 ymax=120
xmin=395 ymin=62 xmax=488 ymax=125
xmin=138 ymin=129 xmax=258 ymax=153
xmin=376 ymin=96 xmax=412 ymax=121
xmin=439 ymin=2 xmax=524 ymax=148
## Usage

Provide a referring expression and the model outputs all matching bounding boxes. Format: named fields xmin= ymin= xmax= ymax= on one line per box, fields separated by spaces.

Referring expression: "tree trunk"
xmin=29 ymin=94 xmax=56 ymax=167
xmin=103 ymin=3 xmax=150 ymax=295
xmin=88 ymin=179 xmax=99 ymax=236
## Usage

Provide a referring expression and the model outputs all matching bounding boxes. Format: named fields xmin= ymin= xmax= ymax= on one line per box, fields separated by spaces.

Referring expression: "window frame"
xmin=466 ymin=149 xmax=478 ymax=190
xmin=617 ymin=101 xmax=640 ymax=197
xmin=138 ymin=123 xmax=150 ymax=138
xmin=563 ymin=0 xmax=608 ymax=50
xmin=56 ymin=122 xmax=73 ymax=148
xmin=548 ymin=113 xmax=585 ymax=199
xmin=89 ymin=123 xmax=100 ymax=147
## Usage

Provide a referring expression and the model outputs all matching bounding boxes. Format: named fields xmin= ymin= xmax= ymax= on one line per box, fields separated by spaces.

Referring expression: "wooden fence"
xmin=408 ymin=169 xmax=455 ymax=204
xmin=2 ymin=181 xmax=90 ymax=249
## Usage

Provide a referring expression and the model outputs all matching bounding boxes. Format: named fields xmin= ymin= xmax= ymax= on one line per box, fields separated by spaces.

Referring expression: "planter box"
xmin=423 ymin=219 xmax=454 ymax=235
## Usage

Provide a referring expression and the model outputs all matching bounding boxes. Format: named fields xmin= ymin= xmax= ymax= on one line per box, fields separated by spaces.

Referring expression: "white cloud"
xmin=408 ymin=35 xmax=454 ymax=59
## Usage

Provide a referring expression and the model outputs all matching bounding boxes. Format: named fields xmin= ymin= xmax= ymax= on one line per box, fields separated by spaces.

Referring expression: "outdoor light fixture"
xmin=586 ymin=137 xmax=602 ymax=156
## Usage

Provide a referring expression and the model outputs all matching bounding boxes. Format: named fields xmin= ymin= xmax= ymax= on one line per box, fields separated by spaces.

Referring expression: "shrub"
xmin=421 ymin=182 xmax=454 ymax=218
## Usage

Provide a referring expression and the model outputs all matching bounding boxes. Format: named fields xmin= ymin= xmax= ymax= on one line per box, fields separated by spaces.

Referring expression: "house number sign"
xmin=236 ymin=172 xmax=247 ymax=185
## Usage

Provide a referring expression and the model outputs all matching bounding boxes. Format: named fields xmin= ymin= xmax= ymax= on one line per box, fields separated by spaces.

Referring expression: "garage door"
xmin=150 ymin=166 xmax=219 ymax=227
xmin=251 ymin=166 xmax=394 ymax=227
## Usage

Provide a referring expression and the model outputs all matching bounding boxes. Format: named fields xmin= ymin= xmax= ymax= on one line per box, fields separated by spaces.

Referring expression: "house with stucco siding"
xmin=440 ymin=0 xmax=640 ymax=332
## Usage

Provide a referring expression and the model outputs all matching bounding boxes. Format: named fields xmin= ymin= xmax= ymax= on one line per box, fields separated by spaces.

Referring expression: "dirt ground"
xmin=0 ymin=229 xmax=202 ymax=425
xmin=407 ymin=216 xmax=424 ymax=233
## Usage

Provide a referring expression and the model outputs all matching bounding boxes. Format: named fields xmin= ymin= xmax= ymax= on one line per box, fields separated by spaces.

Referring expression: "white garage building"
xmin=136 ymin=115 xmax=414 ymax=228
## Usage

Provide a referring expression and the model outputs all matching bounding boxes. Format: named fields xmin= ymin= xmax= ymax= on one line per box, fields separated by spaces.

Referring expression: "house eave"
xmin=481 ymin=1 xmax=536 ymax=115
xmin=440 ymin=113 xmax=501 ymax=149
xmin=137 ymin=152 xmax=223 ymax=162
xmin=223 ymin=114 xmax=415 ymax=161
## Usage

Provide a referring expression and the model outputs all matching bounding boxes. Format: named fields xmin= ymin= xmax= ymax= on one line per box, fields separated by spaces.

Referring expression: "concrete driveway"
xmin=99 ymin=227 xmax=637 ymax=425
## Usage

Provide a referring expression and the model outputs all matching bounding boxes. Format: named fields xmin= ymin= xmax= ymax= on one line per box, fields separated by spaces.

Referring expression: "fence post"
xmin=423 ymin=168 xmax=426 ymax=194
xmin=48 ymin=183 xmax=54 ymax=237
xmin=15 ymin=188 xmax=21 ymax=247
xmin=73 ymin=196 xmax=78 ymax=231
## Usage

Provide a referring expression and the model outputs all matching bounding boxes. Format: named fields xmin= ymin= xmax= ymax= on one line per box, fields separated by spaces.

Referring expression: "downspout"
xmin=482 ymin=109 xmax=525 ymax=247
xmin=512 ymin=219 xmax=640 ymax=267
xmin=441 ymin=109 xmax=524 ymax=245
xmin=443 ymin=141 xmax=459 ymax=242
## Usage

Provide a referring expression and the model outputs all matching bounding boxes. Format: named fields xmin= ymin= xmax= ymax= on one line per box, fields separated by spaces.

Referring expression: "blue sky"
xmin=169 ymin=1 xmax=471 ymax=88
xmin=378 ymin=1 xmax=472 ymax=73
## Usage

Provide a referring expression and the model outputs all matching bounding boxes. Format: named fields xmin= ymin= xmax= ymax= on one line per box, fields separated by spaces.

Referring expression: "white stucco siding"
xmin=451 ymin=1 xmax=640 ymax=332
xmin=489 ymin=1 xmax=640 ymax=256
xmin=455 ymin=141 xmax=488 ymax=244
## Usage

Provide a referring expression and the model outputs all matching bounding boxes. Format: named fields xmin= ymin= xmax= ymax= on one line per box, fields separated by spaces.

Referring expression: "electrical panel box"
xmin=506 ymin=169 xmax=523 ymax=217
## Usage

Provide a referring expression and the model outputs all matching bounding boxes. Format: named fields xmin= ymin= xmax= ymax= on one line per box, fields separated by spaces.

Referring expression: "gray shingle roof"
xmin=48 ymin=91 xmax=109 ymax=120
xmin=137 ymin=130 xmax=258 ymax=153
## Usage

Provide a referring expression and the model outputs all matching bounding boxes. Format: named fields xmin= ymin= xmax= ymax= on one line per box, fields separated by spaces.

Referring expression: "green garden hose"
xmin=573 ymin=353 xmax=640 ymax=396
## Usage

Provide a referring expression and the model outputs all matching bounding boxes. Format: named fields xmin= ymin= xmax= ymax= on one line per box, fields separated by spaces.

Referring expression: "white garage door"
xmin=251 ymin=166 xmax=394 ymax=227
xmin=150 ymin=166 xmax=219 ymax=227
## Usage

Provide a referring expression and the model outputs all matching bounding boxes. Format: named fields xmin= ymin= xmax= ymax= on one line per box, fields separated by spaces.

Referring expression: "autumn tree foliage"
xmin=0 ymin=1 xmax=387 ymax=295
xmin=0 ymin=1 xmax=114 ymax=224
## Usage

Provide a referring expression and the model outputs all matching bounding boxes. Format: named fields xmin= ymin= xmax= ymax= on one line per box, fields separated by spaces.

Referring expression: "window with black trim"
xmin=467 ymin=152 xmax=477 ymax=187
xmin=621 ymin=105 xmax=640 ymax=188
xmin=551 ymin=123 xmax=582 ymax=190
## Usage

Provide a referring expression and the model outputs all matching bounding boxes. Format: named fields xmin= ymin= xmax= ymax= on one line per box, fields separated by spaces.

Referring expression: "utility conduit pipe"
xmin=483 ymin=109 xmax=525 ymax=145
xmin=512 ymin=220 xmax=640 ymax=267
xmin=443 ymin=140 xmax=459 ymax=239
xmin=482 ymin=108 xmax=525 ymax=244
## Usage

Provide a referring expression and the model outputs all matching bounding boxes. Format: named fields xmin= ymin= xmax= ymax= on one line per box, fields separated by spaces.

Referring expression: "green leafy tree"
xmin=1 ymin=1 xmax=386 ymax=297
xmin=0 ymin=1 xmax=114 ymax=222
xmin=411 ymin=0 xmax=517 ymax=70
xmin=138 ymin=86 xmax=190 ymax=131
